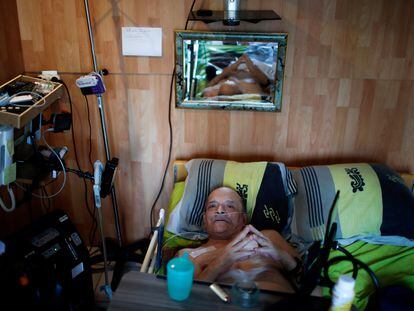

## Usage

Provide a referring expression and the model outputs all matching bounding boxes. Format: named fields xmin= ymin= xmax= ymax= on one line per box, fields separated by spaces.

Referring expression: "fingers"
xmin=252 ymin=234 xmax=272 ymax=248
xmin=231 ymin=250 xmax=255 ymax=262
xmin=239 ymin=54 xmax=248 ymax=62
xmin=233 ymin=235 xmax=255 ymax=252
xmin=230 ymin=225 xmax=251 ymax=246
xmin=248 ymin=225 xmax=266 ymax=238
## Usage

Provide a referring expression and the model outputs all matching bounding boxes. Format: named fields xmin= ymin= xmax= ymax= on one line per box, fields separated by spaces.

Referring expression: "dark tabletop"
xmin=108 ymin=271 xmax=330 ymax=311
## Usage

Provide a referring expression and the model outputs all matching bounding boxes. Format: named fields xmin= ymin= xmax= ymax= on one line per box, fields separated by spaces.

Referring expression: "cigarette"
xmin=210 ymin=283 xmax=229 ymax=302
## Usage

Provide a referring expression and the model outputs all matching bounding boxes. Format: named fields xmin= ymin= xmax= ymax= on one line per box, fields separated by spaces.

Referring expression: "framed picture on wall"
xmin=174 ymin=31 xmax=287 ymax=112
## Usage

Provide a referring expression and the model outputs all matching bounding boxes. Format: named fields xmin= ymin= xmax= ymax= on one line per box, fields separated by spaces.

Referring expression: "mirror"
xmin=174 ymin=31 xmax=287 ymax=112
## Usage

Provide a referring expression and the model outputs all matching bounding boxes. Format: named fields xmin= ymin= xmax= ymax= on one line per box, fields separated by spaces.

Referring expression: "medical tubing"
xmin=323 ymin=246 xmax=379 ymax=291
xmin=14 ymin=129 xmax=67 ymax=199
xmin=0 ymin=184 xmax=16 ymax=212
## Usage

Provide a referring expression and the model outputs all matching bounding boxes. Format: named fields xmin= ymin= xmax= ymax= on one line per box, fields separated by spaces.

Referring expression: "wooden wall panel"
xmin=3 ymin=0 xmax=413 ymax=243
xmin=0 ymin=0 xmax=25 ymax=238
xmin=0 ymin=0 xmax=24 ymax=83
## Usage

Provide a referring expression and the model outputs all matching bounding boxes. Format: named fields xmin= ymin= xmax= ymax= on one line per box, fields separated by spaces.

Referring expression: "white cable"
xmin=14 ymin=128 xmax=66 ymax=199
xmin=0 ymin=184 xmax=16 ymax=212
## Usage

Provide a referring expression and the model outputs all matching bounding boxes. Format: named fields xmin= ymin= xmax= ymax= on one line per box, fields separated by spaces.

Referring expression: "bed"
xmin=149 ymin=159 xmax=414 ymax=310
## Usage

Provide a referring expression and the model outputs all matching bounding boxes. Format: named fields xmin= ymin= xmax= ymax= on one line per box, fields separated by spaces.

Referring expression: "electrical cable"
xmin=185 ymin=0 xmax=197 ymax=30
xmin=83 ymin=95 xmax=98 ymax=248
xmin=14 ymin=128 xmax=67 ymax=199
xmin=0 ymin=184 xmax=16 ymax=212
xmin=83 ymin=95 xmax=94 ymax=170
xmin=59 ymin=80 xmax=98 ymax=249
xmin=41 ymin=186 xmax=51 ymax=213
xmin=321 ymin=243 xmax=380 ymax=292
xmin=149 ymin=0 xmax=197 ymax=235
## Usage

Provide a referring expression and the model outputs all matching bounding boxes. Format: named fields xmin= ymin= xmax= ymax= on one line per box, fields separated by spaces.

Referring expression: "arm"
xmin=207 ymin=64 xmax=238 ymax=87
xmin=237 ymin=54 xmax=270 ymax=86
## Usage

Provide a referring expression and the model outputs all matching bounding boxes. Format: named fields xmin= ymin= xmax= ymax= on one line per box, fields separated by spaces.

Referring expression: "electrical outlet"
xmin=39 ymin=70 xmax=60 ymax=81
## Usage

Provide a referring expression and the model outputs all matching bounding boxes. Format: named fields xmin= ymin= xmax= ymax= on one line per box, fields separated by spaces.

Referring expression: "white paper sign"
xmin=122 ymin=27 xmax=162 ymax=57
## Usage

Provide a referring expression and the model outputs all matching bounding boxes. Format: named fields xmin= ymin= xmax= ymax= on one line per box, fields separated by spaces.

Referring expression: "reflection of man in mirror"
xmin=202 ymin=54 xmax=273 ymax=98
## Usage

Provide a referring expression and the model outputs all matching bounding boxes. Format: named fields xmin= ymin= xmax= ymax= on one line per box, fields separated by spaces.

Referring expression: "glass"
xmin=231 ymin=280 xmax=260 ymax=307
xmin=167 ymin=253 xmax=194 ymax=301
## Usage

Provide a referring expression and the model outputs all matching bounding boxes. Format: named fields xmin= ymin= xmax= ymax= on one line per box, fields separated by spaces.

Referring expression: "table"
xmin=108 ymin=271 xmax=331 ymax=310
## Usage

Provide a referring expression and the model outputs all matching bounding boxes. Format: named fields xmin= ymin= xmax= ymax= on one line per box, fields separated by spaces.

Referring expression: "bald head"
xmin=203 ymin=187 xmax=247 ymax=240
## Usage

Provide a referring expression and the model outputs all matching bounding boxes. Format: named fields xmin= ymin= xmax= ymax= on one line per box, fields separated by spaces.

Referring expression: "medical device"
xmin=0 ymin=125 xmax=16 ymax=212
xmin=75 ymin=72 xmax=106 ymax=95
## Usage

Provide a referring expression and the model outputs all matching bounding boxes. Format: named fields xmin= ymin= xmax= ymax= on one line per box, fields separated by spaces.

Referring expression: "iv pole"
xmin=83 ymin=0 xmax=123 ymax=246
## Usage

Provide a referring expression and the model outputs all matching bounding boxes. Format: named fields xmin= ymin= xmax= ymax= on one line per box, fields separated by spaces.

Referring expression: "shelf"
xmin=188 ymin=10 xmax=281 ymax=25
xmin=0 ymin=75 xmax=63 ymax=128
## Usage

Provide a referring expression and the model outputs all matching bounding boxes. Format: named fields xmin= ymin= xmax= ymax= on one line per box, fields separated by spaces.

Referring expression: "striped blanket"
xmin=166 ymin=159 xmax=297 ymax=240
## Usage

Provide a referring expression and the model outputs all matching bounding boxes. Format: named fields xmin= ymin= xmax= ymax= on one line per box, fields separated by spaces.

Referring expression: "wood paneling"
xmin=3 ymin=0 xmax=413 ymax=243
xmin=0 ymin=0 xmax=24 ymax=83
xmin=0 ymin=0 xmax=25 ymax=238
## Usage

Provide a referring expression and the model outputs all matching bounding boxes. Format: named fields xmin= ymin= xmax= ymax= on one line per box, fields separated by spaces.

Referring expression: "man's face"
xmin=203 ymin=187 xmax=247 ymax=240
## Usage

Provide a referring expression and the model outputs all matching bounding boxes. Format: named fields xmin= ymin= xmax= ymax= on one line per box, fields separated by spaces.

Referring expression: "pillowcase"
xmin=165 ymin=159 xmax=297 ymax=240
xmin=291 ymin=163 xmax=414 ymax=243
xmin=163 ymin=181 xmax=203 ymax=249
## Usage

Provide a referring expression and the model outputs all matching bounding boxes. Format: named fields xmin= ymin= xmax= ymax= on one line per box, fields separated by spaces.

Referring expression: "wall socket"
xmin=39 ymin=70 xmax=60 ymax=81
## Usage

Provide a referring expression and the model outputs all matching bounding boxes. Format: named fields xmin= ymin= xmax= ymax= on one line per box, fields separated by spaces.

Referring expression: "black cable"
xmin=83 ymin=95 xmax=98 ymax=248
xmin=336 ymin=245 xmax=380 ymax=289
xmin=65 ymin=167 xmax=94 ymax=179
xmin=41 ymin=186 xmax=51 ymax=212
xmin=59 ymin=80 xmax=97 ymax=248
xmin=149 ymin=0 xmax=197 ymax=234
xmin=83 ymin=95 xmax=94 ymax=170
xmin=323 ymin=246 xmax=380 ymax=291
xmin=60 ymin=82 xmax=83 ymax=175
xmin=185 ymin=0 xmax=197 ymax=30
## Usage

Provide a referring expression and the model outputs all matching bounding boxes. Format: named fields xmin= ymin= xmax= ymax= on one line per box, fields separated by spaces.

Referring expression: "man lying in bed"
xmin=177 ymin=186 xmax=302 ymax=292
xmin=202 ymin=54 xmax=271 ymax=98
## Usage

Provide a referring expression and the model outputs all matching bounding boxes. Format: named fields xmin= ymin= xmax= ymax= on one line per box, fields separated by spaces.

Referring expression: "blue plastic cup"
xmin=167 ymin=252 xmax=194 ymax=301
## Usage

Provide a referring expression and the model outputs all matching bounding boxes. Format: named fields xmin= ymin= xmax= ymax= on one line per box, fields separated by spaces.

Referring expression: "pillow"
xmin=163 ymin=181 xmax=203 ymax=249
xmin=291 ymin=163 xmax=414 ymax=243
xmin=165 ymin=159 xmax=297 ymax=240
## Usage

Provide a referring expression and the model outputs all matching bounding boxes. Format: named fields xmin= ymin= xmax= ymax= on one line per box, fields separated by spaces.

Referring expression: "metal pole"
xmin=97 ymin=204 xmax=111 ymax=295
xmin=83 ymin=0 xmax=123 ymax=246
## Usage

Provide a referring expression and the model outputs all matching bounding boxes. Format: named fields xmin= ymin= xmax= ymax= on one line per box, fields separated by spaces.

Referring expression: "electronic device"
xmin=0 ymin=210 xmax=94 ymax=310
xmin=4 ymin=81 xmax=36 ymax=96
xmin=225 ymin=0 xmax=240 ymax=11
xmin=299 ymin=191 xmax=340 ymax=295
xmin=75 ymin=72 xmax=106 ymax=95
xmin=0 ymin=92 xmax=10 ymax=106
xmin=0 ymin=125 xmax=16 ymax=185
xmin=0 ymin=75 xmax=63 ymax=128
xmin=100 ymin=157 xmax=118 ymax=198
xmin=46 ymin=112 xmax=72 ymax=133
xmin=9 ymin=94 xmax=34 ymax=104
xmin=224 ymin=0 xmax=241 ymax=25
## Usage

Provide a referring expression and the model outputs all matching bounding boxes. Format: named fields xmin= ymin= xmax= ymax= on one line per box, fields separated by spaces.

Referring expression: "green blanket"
xmin=324 ymin=241 xmax=414 ymax=310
